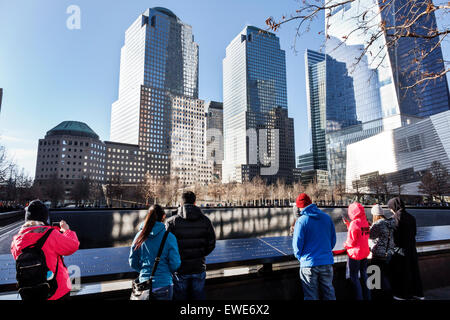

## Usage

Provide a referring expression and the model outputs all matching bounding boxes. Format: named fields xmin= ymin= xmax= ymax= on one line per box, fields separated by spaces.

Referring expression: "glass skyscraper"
xmin=303 ymin=49 xmax=358 ymax=173
xmin=321 ymin=0 xmax=450 ymax=187
xmin=110 ymin=7 xmax=199 ymax=181
xmin=222 ymin=26 xmax=295 ymax=183
xmin=382 ymin=0 xmax=450 ymax=117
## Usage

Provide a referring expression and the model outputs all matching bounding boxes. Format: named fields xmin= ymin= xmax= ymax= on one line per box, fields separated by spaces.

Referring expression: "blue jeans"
xmin=299 ymin=265 xmax=336 ymax=300
xmin=152 ymin=285 xmax=173 ymax=300
xmin=347 ymin=257 xmax=371 ymax=300
xmin=173 ymin=272 xmax=206 ymax=300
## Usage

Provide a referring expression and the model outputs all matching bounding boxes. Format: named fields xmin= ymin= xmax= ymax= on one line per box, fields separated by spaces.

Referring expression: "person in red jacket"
xmin=11 ymin=200 xmax=80 ymax=300
xmin=343 ymin=202 xmax=371 ymax=300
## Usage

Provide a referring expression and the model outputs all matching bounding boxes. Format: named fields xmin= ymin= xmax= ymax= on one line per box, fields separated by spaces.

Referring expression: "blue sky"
xmin=0 ymin=1 xmax=448 ymax=177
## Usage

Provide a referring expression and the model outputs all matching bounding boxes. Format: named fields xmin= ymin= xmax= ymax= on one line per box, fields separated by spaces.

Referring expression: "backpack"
xmin=15 ymin=228 xmax=59 ymax=300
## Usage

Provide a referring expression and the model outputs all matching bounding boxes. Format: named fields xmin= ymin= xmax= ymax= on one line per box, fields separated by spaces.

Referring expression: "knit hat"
xmin=25 ymin=200 xmax=49 ymax=224
xmin=371 ymin=204 xmax=393 ymax=219
xmin=296 ymin=193 xmax=312 ymax=209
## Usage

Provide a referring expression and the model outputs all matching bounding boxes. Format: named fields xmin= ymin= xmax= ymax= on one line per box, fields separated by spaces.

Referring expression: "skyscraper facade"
xmin=382 ymin=0 xmax=450 ymax=117
xmin=346 ymin=110 xmax=450 ymax=195
xmin=222 ymin=26 xmax=295 ymax=183
xmin=110 ymin=7 xmax=201 ymax=182
xmin=302 ymin=48 xmax=358 ymax=181
xmin=170 ymin=96 xmax=212 ymax=186
xmin=206 ymin=101 xmax=224 ymax=181
xmin=304 ymin=50 xmax=327 ymax=172
xmin=322 ymin=0 xmax=449 ymax=187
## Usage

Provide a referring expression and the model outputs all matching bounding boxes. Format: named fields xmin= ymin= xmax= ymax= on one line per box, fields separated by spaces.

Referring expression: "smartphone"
xmin=52 ymin=221 xmax=60 ymax=227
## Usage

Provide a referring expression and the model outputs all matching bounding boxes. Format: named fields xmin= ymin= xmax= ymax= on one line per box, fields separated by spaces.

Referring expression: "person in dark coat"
xmin=166 ymin=191 xmax=216 ymax=300
xmin=387 ymin=197 xmax=424 ymax=300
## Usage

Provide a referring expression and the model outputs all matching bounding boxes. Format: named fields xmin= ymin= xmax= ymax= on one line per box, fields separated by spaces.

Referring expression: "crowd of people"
xmin=9 ymin=191 xmax=424 ymax=301
xmin=293 ymin=193 xmax=423 ymax=300
xmin=0 ymin=202 xmax=25 ymax=213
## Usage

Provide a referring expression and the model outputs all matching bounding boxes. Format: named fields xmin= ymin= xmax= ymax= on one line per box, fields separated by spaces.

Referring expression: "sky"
xmin=0 ymin=1 xmax=448 ymax=178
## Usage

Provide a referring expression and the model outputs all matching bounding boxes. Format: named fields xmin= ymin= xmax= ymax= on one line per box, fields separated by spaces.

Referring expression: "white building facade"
xmin=346 ymin=111 xmax=450 ymax=195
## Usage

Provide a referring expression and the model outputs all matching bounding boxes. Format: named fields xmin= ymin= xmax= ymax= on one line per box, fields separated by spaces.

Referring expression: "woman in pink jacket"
xmin=11 ymin=200 xmax=80 ymax=300
xmin=343 ymin=202 xmax=371 ymax=300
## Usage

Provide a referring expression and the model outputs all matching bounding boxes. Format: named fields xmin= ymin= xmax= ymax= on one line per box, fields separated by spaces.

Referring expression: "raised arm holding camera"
xmin=10 ymin=199 xmax=80 ymax=300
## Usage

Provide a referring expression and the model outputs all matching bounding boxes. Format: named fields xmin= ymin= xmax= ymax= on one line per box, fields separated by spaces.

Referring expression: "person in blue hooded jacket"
xmin=293 ymin=193 xmax=337 ymax=300
xmin=129 ymin=204 xmax=181 ymax=300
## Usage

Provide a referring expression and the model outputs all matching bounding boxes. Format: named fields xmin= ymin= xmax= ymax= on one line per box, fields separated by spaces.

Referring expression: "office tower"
xmin=222 ymin=26 xmax=295 ymax=184
xmin=304 ymin=50 xmax=327 ymax=172
xmin=110 ymin=7 xmax=199 ymax=181
xmin=322 ymin=0 xmax=449 ymax=187
xmin=105 ymin=141 xmax=150 ymax=184
xmin=303 ymin=50 xmax=358 ymax=171
xmin=326 ymin=0 xmax=448 ymax=120
xmin=382 ymin=0 xmax=450 ymax=117
xmin=302 ymin=49 xmax=357 ymax=184
xmin=297 ymin=153 xmax=314 ymax=173
xmin=170 ymin=96 xmax=212 ymax=186
xmin=266 ymin=107 xmax=296 ymax=182
xmin=206 ymin=101 xmax=224 ymax=181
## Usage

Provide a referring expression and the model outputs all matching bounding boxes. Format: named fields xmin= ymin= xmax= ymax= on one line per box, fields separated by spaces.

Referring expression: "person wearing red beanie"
xmin=292 ymin=193 xmax=337 ymax=300
xmin=296 ymin=193 xmax=312 ymax=209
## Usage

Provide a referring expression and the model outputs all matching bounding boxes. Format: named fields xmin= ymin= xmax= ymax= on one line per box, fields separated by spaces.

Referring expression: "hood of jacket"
xmin=138 ymin=221 xmax=166 ymax=239
xmin=348 ymin=202 xmax=367 ymax=221
xmin=300 ymin=203 xmax=322 ymax=220
xmin=178 ymin=204 xmax=203 ymax=221
xmin=388 ymin=197 xmax=407 ymax=227
xmin=388 ymin=197 xmax=405 ymax=214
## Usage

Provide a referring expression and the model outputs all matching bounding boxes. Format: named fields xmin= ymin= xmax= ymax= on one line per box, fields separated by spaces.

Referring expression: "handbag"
xmin=130 ymin=230 xmax=170 ymax=300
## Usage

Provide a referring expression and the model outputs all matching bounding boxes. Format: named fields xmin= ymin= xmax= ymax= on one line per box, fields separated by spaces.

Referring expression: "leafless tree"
xmin=430 ymin=161 xmax=450 ymax=202
xmin=306 ymin=177 xmax=326 ymax=203
xmin=137 ymin=172 xmax=156 ymax=206
xmin=291 ymin=180 xmax=305 ymax=199
xmin=367 ymin=175 xmax=384 ymax=203
xmin=418 ymin=170 xmax=437 ymax=202
xmin=72 ymin=177 xmax=91 ymax=206
xmin=351 ymin=177 xmax=364 ymax=202
xmin=251 ymin=176 xmax=266 ymax=206
xmin=274 ymin=178 xmax=289 ymax=206
xmin=0 ymin=145 xmax=15 ymax=184
xmin=393 ymin=180 xmax=404 ymax=196
xmin=42 ymin=175 xmax=65 ymax=208
xmin=109 ymin=171 xmax=125 ymax=207
xmin=419 ymin=160 xmax=449 ymax=202
xmin=166 ymin=177 xmax=182 ymax=206
xmin=266 ymin=0 xmax=449 ymax=89
xmin=334 ymin=183 xmax=347 ymax=205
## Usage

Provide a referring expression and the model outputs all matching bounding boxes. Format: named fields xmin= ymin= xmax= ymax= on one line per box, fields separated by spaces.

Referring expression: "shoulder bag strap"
xmin=31 ymin=228 xmax=54 ymax=250
xmin=149 ymin=230 xmax=170 ymax=282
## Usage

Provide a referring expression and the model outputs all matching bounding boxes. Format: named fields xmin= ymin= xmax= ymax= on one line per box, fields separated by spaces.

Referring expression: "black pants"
xmin=370 ymin=258 xmax=393 ymax=300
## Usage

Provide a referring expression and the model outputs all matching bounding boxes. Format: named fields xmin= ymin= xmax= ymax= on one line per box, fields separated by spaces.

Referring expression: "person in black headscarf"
xmin=387 ymin=197 xmax=424 ymax=300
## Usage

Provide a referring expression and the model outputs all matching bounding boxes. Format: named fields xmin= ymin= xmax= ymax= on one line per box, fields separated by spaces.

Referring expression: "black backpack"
xmin=16 ymin=228 xmax=59 ymax=300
